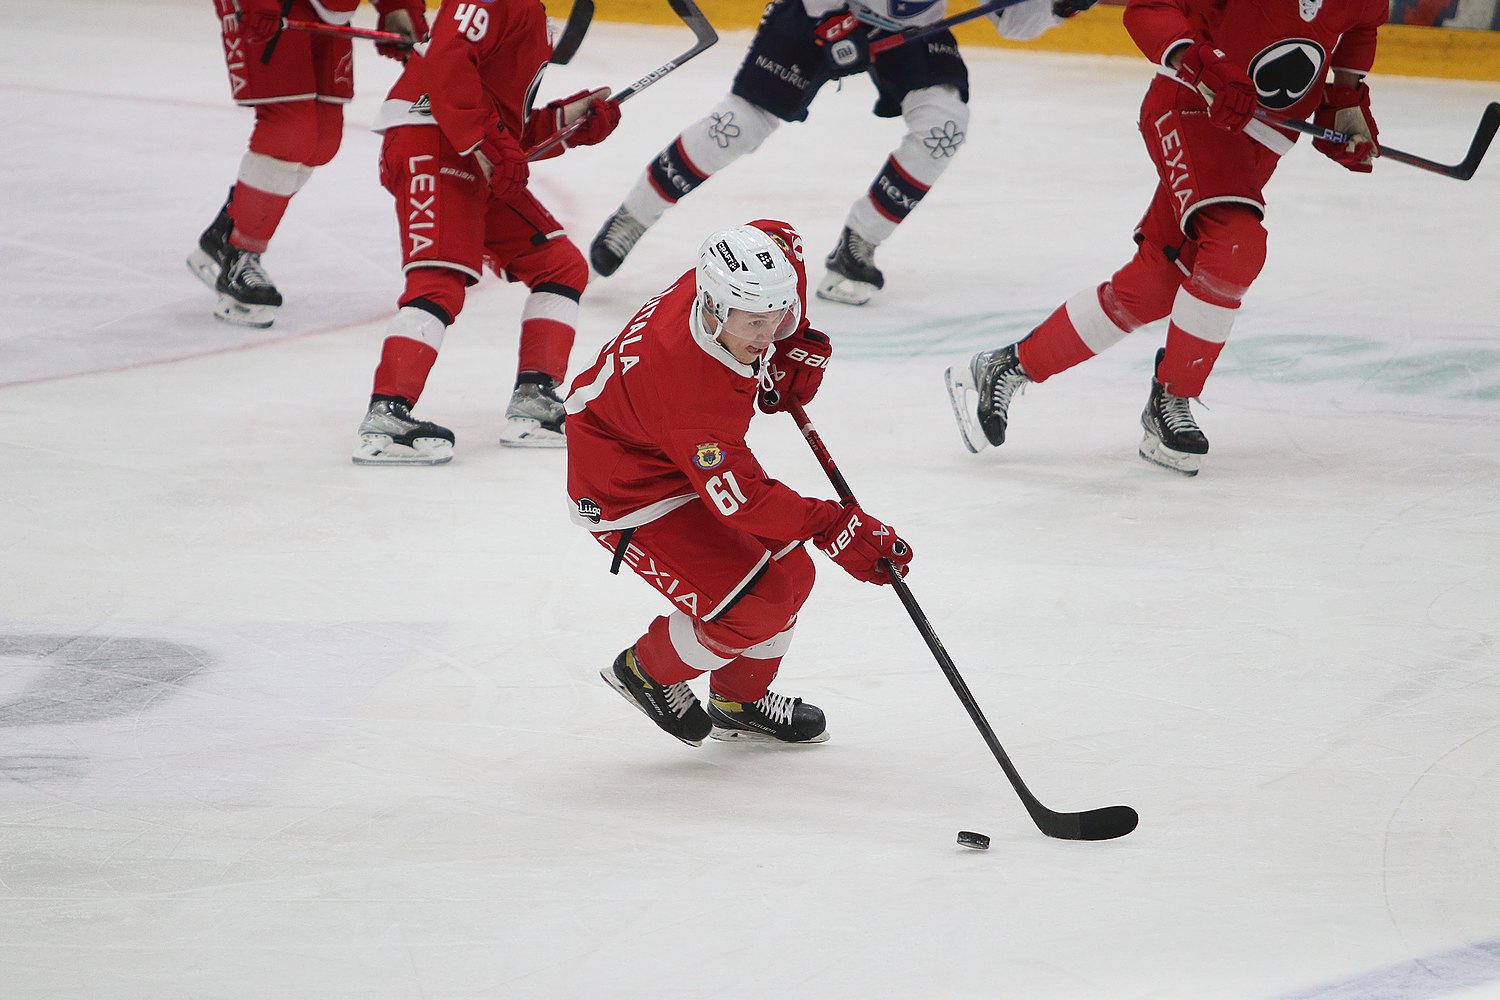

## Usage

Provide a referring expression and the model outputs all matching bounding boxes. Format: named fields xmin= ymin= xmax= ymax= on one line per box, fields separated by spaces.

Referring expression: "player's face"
xmin=716 ymin=306 xmax=794 ymax=363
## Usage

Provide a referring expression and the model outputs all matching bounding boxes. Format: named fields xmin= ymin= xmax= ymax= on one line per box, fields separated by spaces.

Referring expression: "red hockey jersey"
xmin=1125 ymin=0 xmax=1386 ymax=126
xmin=375 ymin=0 xmax=552 ymax=153
xmin=565 ymin=221 xmax=845 ymax=545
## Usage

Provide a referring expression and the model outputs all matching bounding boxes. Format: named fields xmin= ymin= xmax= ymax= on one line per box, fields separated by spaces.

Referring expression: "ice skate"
xmin=589 ymin=206 xmax=648 ymax=277
xmin=944 ymin=343 xmax=1030 ymax=453
xmin=186 ymin=192 xmax=233 ymax=290
xmin=601 ymin=646 xmax=712 ymax=747
xmin=817 ymin=227 xmax=884 ymax=305
xmin=213 ymin=246 xmax=283 ymax=329
xmin=707 ymin=689 xmax=828 ymax=744
xmin=499 ymin=374 xmax=566 ymax=449
xmin=352 ymin=396 xmax=455 ymax=466
xmin=1139 ymin=348 xmax=1208 ymax=476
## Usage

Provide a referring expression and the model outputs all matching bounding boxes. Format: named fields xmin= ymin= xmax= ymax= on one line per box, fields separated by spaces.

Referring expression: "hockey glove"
xmin=237 ymin=0 xmax=283 ymax=46
xmin=375 ymin=0 xmax=428 ymax=61
xmin=1052 ymin=0 xmax=1100 ymax=17
xmin=475 ymin=126 xmax=529 ymax=202
xmin=758 ymin=328 xmax=832 ymax=414
xmin=814 ymin=12 xmax=874 ymax=78
xmin=523 ymin=89 xmax=621 ymax=160
xmin=1313 ymin=81 xmax=1380 ymax=172
xmin=814 ymin=503 xmax=913 ymax=587
xmin=1177 ymin=42 xmax=1256 ymax=134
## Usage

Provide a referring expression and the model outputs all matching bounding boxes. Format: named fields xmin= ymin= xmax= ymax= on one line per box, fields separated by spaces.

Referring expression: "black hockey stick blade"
xmin=785 ymin=398 xmax=1138 ymax=843
xmin=550 ymin=0 xmax=594 ymax=65
xmin=882 ymin=564 xmax=1139 ymax=842
xmin=1260 ymin=102 xmax=1500 ymax=181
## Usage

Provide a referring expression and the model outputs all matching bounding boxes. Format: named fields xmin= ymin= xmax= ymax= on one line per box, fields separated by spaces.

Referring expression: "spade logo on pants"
xmin=1247 ymin=40 xmax=1326 ymax=111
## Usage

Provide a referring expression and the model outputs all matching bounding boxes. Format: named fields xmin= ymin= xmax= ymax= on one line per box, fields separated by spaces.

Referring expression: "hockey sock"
xmin=845 ymin=86 xmax=968 ymax=243
xmin=228 ymin=151 xmax=311 ymax=254
xmin=1017 ymin=285 xmax=1135 ymax=382
xmin=635 ymin=612 xmax=735 ymax=685
xmin=372 ymin=306 xmax=446 ymax=404
xmin=708 ymin=626 xmax=795 ymax=702
xmin=1158 ymin=206 xmax=1266 ymax=396
xmin=624 ymin=94 xmax=779 ymax=225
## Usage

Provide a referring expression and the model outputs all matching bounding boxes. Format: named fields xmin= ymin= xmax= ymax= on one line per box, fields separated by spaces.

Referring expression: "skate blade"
xmin=186 ymin=250 xmax=221 ymax=291
xmin=1138 ymin=434 xmax=1201 ymax=476
xmin=599 ymin=667 xmax=705 ymax=747
xmin=815 ymin=273 xmax=875 ymax=306
xmin=709 ymin=726 xmax=830 ymax=744
xmin=499 ymin=417 xmax=566 ymax=449
xmin=352 ymin=434 xmax=454 ymax=466
xmin=213 ymin=295 xmax=277 ymax=329
xmin=943 ymin=365 xmax=988 ymax=455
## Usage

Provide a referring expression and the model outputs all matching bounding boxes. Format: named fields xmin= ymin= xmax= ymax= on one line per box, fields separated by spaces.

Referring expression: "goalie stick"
xmin=527 ymin=0 xmax=719 ymax=159
xmin=1257 ymin=103 xmax=1500 ymax=181
xmin=784 ymin=399 xmax=1139 ymax=843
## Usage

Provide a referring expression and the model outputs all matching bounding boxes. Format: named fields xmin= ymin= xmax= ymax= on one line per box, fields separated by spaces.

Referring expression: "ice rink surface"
xmin=3 ymin=1 xmax=1500 ymax=997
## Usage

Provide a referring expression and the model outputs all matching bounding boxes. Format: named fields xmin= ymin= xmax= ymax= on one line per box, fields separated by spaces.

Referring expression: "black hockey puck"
xmin=956 ymin=830 xmax=990 ymax=850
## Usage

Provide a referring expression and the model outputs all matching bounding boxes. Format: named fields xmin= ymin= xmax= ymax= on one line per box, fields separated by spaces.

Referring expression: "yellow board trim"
xmin=558 ymin=1 xmax=1500 ymax=83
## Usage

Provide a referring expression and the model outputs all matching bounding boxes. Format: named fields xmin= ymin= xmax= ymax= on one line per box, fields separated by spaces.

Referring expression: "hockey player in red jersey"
xmin=190 ymin=0 xmax=428 ymax=328
xmin=567 ymin=220 xmax=914 ymax=746
xmin=946 ymin=0 xmax=1386 ymax=475
xmin=587 ymin=0 xmax=1093 ymax=306
xmin=351 ymin=0 xmax=621 ymax=465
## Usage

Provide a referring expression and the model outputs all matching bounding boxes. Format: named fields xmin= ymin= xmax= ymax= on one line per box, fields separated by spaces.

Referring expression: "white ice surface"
xmin=3 ymin=2 xmax=1500 ymax=998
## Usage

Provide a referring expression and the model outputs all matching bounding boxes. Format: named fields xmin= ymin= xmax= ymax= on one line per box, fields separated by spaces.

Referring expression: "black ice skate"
xmin=589 ymin=206 xmax=648 ymax=276
xmin=499 ymin=373 xmax=566 ymax=449
xmin=817 ymin=227 xmax=884 ymax=306
xmin=601 ymin=647 xmax=713 ymax=747
xmin=707 ymin=689 xmax=829 ymax=744
xmin=1139 ymin=348 xmax=1208 ymax=476
xmin=352 ymin=396 xmax=456 ymax=466
xmin=186 ymin=190 xmax=234 ymax=290
xmin=944 ymin=343 xmax=1030 ymax=453
xmin=213 ymin=246 xmax=283 ymax=329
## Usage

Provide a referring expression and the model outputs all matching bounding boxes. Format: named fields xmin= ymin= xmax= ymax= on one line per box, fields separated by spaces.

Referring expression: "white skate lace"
xmin=842 ymin=230 xmax=878 ymax=268
xmin=231 ymin=252 xmax=275 ymax=290
xmin=982 ymin=352 xmax=1027 ymax=416
xmin=755 ymin=692 xmax=797 ymax=726
xmin=664 ymin=681 xmax=699 ymax=719
xmin=599 ymin=210 xmax=646 ymax=256
xmin=1159 ymin=392 xmax=1200 ymax=434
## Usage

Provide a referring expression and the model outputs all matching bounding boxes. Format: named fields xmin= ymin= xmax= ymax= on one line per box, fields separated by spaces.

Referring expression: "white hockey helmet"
xmin=695 ymin=225 xmax=801 ymax=340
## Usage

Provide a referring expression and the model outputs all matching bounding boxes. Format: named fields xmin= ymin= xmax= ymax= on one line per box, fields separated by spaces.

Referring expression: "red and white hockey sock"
xmin=626 ymin=94 xmax=779 ymax=224
xmin=1158 ymin=287 xmax=1236 ymax=397
xmin=371 ymin=306 xmax=445 ymax=404
xmin=1017 ymin=284 xmax=1137 ymax=383
xmin=707 ymin=626 xmax=795 ymax=703
xmin=846 ymin=86 xmax=967 ymax=243
xmin=516 ymin=287 xmax=579 ymax=385
xmin=228 ymin=151 xmax=311 ymax=254
xmin=635 ymin=612 xmax=736 ymax=686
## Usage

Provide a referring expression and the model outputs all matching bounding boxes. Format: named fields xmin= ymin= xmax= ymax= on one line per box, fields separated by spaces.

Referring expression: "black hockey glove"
xmin=814 ymin=12 xmax=875 ymax=78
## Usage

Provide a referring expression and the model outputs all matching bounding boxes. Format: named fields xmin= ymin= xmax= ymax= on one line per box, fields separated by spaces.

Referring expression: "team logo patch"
xmin=1247 ymin=40 xmax=1325 ymax=111
xmin=692 ymin=442 xmax=725 ymax=470
xmin=576 ymin=498 xmax=602 ymax=524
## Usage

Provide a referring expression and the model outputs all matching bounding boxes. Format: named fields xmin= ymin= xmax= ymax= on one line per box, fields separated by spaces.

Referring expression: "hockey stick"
xmin=282 ymin=18 xmax=411 ymax=47
xmin=868 ymin=0 xmax=1029 ymax=56
xmin=550 ymin=0 xmax=595 ymax=65
xmin=785 ymin=400 xmax=1139 ymax=842
xmin=526 ymin=0 xmax=719 ymax=159
xmin=1256 ymin=103 xmax=1500 ymax=181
